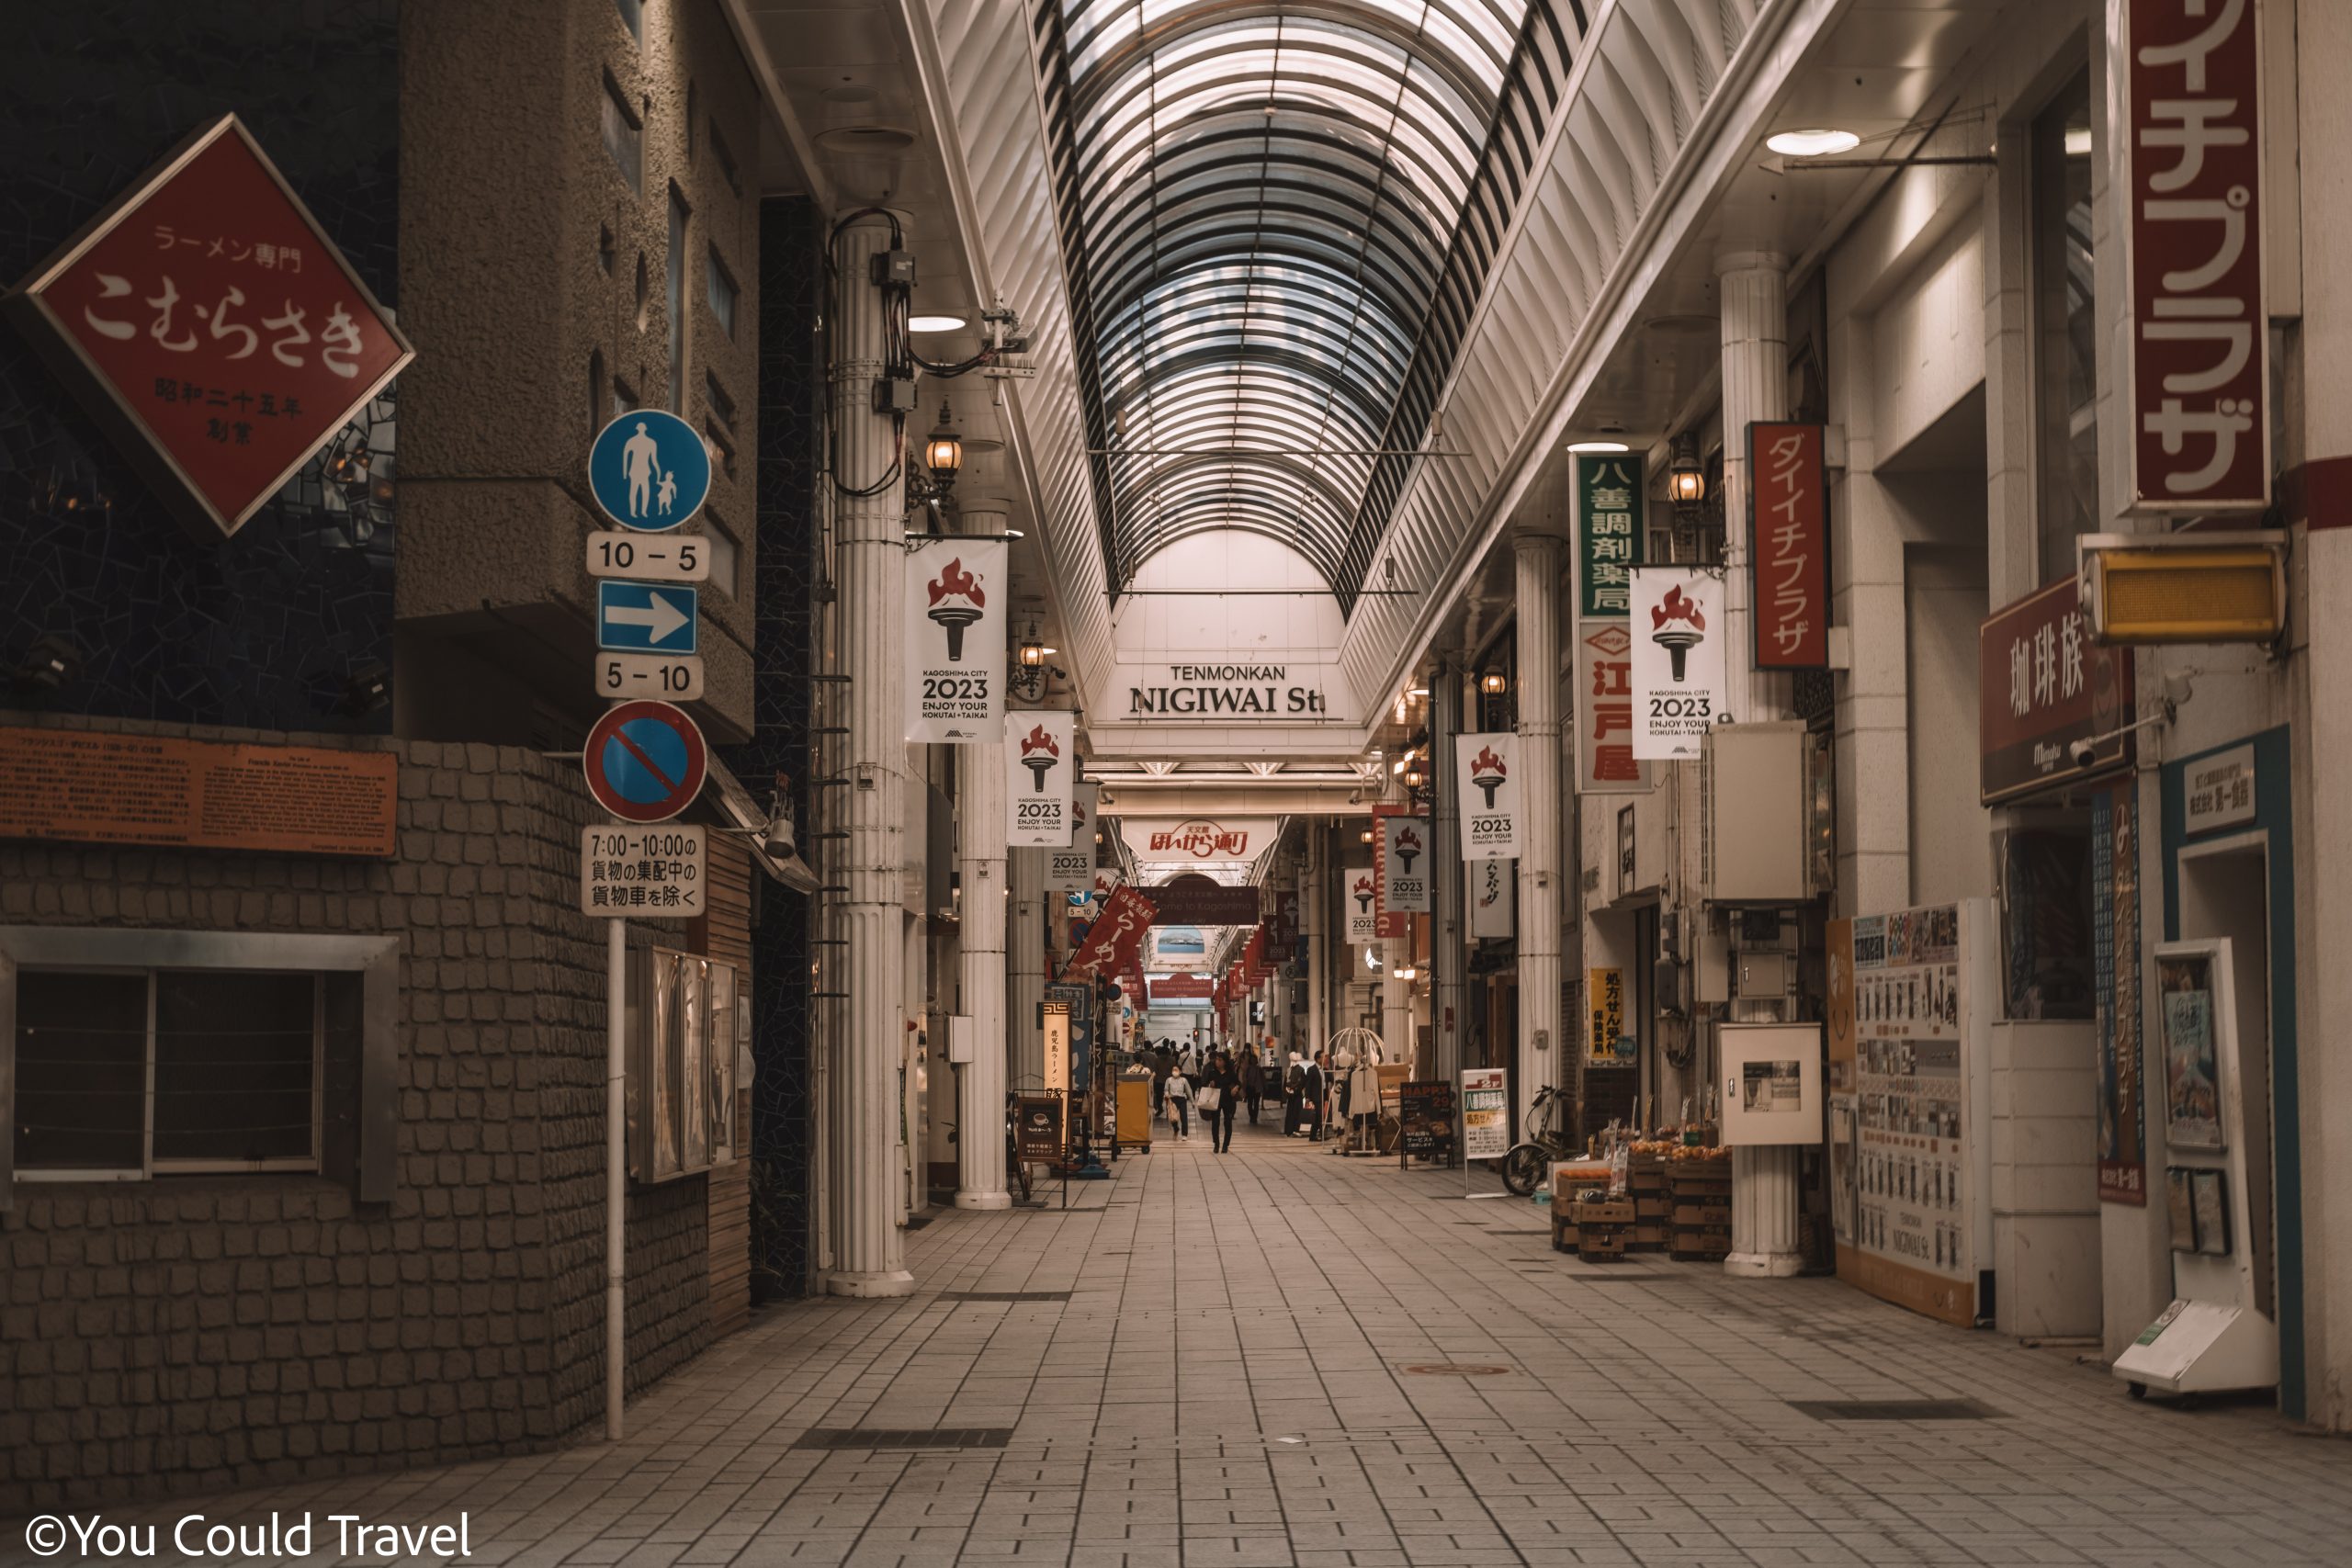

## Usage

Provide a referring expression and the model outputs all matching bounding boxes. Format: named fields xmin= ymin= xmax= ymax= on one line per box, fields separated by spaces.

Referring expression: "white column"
xmin=1717 ymin=249 xmax=1803 ymax=1279
xmin=954 ymin=507 xmax=1011 ymax=1210
xmin=1514 ymin=532 xmax=1566 ymax=1130
xmin=1304 ymin=824 xmax=1329 ymax=1053
xmin=1007 ymin=845 xmax=1045 ymax=1092
xmin=1430 ymin=663 xmax=1465 ymax=1087
xmin=828 ymin=213 xmax=914 ymax=1296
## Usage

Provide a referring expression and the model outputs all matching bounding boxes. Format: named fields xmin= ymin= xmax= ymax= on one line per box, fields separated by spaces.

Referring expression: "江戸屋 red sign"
xmin=2125 ymin=0 xmax=2267 ymax=511
xmin=6 ymin=115 xmax=413 ymax=539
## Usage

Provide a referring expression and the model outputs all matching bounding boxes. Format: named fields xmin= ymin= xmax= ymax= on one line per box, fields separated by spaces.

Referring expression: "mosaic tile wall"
xmin=0 ymin=2 xmax=401 ymax=735
xmin=718 ymin=197 xmax=821 ymax=1300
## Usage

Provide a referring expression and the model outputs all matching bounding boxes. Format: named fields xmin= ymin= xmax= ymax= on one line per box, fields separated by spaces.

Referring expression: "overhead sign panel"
xmin=1140 ymin=881 xmax=1261 ymax=927
xmin=904 ymin=539 xmax=1006 ymax=743
xmin=1748 ymin=422 xmax=1829 ymax=669
xmin=4 ymin=114 xmax=414 ymax=540
xmin=1118 ymin=817 xmax=1279 ymax=864
xmin=588 ymin=409 xmax=710 ymax=531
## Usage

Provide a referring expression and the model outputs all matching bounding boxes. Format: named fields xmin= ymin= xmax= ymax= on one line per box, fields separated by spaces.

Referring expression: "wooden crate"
xmin=1565 ymin=1197 xmax=1635 ymax=1225
xmin=1577 ymin=1229 xmax=1629 ymax=1260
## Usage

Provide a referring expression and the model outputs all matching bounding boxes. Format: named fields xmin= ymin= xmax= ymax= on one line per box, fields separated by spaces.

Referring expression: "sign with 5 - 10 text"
xmin=596 ymin=652 xmax=703 ymax=703
xmin=581 ymin=824 xmax=704 ymax=916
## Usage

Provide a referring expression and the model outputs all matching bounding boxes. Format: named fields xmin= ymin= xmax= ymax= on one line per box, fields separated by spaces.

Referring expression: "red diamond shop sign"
xmin=5 ymin=115 xmax=414 ymax=540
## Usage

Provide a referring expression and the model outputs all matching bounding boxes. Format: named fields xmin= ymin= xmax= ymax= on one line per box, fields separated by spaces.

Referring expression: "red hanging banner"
xmin=1748 ymin=422 xmax=1829 ymax=669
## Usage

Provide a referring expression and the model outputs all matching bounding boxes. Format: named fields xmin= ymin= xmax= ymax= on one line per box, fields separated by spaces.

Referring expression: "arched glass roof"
xmin=1034 ymin=2 xmax=1581 ymax=609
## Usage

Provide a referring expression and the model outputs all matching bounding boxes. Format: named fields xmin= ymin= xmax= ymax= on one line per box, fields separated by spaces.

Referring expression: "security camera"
xmin=2067 ymin=736 xmax=2098 ymax=769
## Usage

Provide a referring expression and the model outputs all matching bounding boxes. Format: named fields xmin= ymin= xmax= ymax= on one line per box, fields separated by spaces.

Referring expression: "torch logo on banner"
xmin=925 ymin=558 xmax=987 ymax=661
xmin=1352 ymin=874 xmax=1375 ymax=913
xmin=1649 ymin=582 xmax=1707 ymax=682
xmin=1019 ymin=722 xmax=1061 ymax=789
xmin=1394 ymin=826 xmax=1423 ymax=874
xmin=1470 ymin=746 xmax=1507 ymax=808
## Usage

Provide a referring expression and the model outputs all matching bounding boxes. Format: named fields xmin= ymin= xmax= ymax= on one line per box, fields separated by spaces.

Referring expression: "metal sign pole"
xmin=605 ymin=916 xmax=626 ymax=1441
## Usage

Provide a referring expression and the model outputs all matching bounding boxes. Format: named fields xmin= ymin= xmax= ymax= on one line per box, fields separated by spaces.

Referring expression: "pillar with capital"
xmin=953 ymin=501 xmax=1012 ymax=1211
xmin=1513 ymin=529 xmax=1566 ymax=1134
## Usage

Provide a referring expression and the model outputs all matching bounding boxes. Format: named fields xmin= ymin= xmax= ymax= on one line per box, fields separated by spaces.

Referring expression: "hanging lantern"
xmin=923 ymin=398 xmax=964 ymax=482
xmin=1668 ymin=430 xmax=1706 ymax=511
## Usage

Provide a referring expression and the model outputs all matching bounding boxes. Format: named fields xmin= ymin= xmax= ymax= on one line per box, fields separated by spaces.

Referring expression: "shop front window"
xmin=2032 ymin=71 xmax=2098 ymax=586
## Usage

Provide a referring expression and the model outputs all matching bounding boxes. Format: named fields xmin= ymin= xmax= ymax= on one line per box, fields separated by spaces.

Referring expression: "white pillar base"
xmin=826 ymin=1268 xmax=917 ymax=1297
xmin=954 ymin=1190 xmax=1012 ymax=1211
xmin=1725 ymin=1144 xmax=1802 ymax=1278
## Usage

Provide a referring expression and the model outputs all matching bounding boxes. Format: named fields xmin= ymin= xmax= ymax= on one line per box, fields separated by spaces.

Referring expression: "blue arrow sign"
xmin=598 ymin=581 xmax=699 ymax=653
xmin=588 ymin=409 xmax=711 ymax=532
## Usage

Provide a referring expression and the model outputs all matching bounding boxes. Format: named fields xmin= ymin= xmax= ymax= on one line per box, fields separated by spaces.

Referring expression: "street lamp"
xmin=1668 ymin=430 xmax=1706 ymax=511
xmin=923 ymin=399 xmax=964 ymax=487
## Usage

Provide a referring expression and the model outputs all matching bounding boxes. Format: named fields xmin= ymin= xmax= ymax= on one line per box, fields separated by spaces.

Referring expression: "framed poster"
xmin=2155 ymin=947 xmax=2226 ymax=1151
xmin=2165 ymin=1168 xmax=2198 ymax=1253
xmin=1459 ymin=1068 xmax=1510 ymax=1160
xmin=2190 ymin=1169 xmax=2231 ymax=1257
xmin=1719 ymin=1023 xmax=1823 ymax=1146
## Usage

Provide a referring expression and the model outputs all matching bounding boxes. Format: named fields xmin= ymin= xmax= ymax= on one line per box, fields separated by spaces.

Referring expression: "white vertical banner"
xmin=1469 ymin=855 xmax=1514 ymax=939
xmin=1344 ymin=863 xmax=1379 ymax=942
xmin=1454 ymin=733 xmax=1521 ymax=861
xmin=904 ymin=539 xmax=1007 ymax=743
xmin=1068 ymin=781 xmax=1100 ymax=848
xmin=1006 ymin=711 xmax=1075 ymax=847
xmin=1382 ymin=817 xmax=1432 ymax=913
xmin=1045 ymin=847 xmax=1094 ymax=896
xmin=1629 ymin=568 xmax=1726 ymax=760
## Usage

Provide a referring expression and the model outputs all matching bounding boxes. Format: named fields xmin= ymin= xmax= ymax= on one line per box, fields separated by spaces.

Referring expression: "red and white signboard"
xmin=1574 ymin=621 xmax=1656 ymax=795
xmin=1453 ymin=733 xmax=1521 ymax=862
xmin=1749 ymin=423 xmax=1829 ymax=668
xmin=6 ymin=115 xmax=413 ymax=540
xmin=1064 ymin=884 xmax=1153 ymax=980
xmin=2124 ymin=0 xmax=2267 ymax=511
xmin=1007 ymin=712 xmax=1075 ymax=847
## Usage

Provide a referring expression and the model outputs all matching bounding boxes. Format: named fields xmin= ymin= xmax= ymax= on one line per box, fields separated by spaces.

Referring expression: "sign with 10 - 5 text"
xmin=581 ymin=825 xmax=704 ymax=916
xmin=1460 ymin=1068 xmax=1510 ymax=1161
xmin=1007 ymin=711 xmax=1075 ymax=847
xmin=1454 ymin=732 xmax=1520 ymax=861
xmin=906 ymin=539 xmax=1007 ymax=743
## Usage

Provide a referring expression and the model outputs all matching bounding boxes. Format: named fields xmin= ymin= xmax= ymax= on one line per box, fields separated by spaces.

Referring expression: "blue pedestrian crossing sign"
xmin=598 ymin=581 xmax=699 ymax=653
xmin=588 ymin=409 xmax=710 ymax=532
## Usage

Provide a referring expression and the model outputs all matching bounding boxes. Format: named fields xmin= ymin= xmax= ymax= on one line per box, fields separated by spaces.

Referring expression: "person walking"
xmin=1305 ymin=1051 xmax=1329 ymax=1141
xmin=1151 ymin=1043 xmax=1173 ymax=1115
xmin=1164 ymin=1063 xmax=1193 ymax=1143
xmin=1204 ymin=1051 xmax=1241 ymax=1153
xmin=1240 ymin=1050 xmax=1264 ymax=1124
xmin=1283 ymin=1051 xmax=1307 ymax=1136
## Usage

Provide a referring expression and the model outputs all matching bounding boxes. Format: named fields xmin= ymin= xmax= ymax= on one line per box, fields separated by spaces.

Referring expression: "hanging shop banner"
xmin=1469 ymin=856 xmax=1513 ymax=940
xmin=1068 ymin=781 xmax=1100 ymax=847
xmin=1978 ymin=578 xmax=2134 ymax=806
xmin=2123 ymin=0 xmax=2267 ymax=512
xmin=1629 ymin=569 xmax=1726 ymax=760
xmin=1453 ymin=733 xmax=1521 ymax=861
xmin=905 ymin=539 xmax=1007 ymax=743
xmin=1343 ymin=863 xmax=1379 ymax=943
xmin=3 ymin=114 xmax=415 ymax=541
xmin=1587 ymin=967 xmax=1624 ymax=1062
xmin=1264 ymin=889 xmax=1300 ymax=952
xmin=1140 ymin=879 xmax=1260 ymax=927
xmin=1062 ymin=883 xmax=1154 ymax=981
xmin=1119 ymin=817 xmax=1279 ymax=864
xmin=1380 ymin=815 xmax=1432 ymax=914
xmin=1006 ymin=711 xmax=1075 ymax=846
xmin=1460 ymin=1067 xmax=1510 ymax=1161
xmin=1370 ymin=804 xmax=1408 ymax=937
xmin=1748 ymin=422 xmax=1829 ymax=669
xmin=1576 ymin=454 xmax=1643 ymax=616
xmin=1045 ymin=846 xmax=1096 ymax=897
xmin=1573 ymin=621 xmax=1656 ymax=795
xmin=2093 ymin=786 xmax=2148 ymax=1205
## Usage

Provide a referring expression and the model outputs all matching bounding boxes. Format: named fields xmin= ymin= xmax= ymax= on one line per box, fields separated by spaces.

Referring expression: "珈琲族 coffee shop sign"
xmin=1124 ymin=663 xmax=1335 ymax=719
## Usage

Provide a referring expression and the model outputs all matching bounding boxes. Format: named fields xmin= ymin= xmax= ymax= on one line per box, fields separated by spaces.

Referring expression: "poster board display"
xmin=1831 ymin=901 xmax=1993 ymax=1328
xmin=1398 ymin=1080 xmax=1456 ymax=1163
xmin=1460 ymin=1068 xmax=1510 ymax=1161
xmin=1719 ymin=1023 xmax=1824 ymax=1146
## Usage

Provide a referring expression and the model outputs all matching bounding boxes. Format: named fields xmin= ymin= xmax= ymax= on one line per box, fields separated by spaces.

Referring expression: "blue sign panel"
xmin=588 ymin=409 xmax=711 ymax=532
xmin=597 ymin=581 xmax=699 ymax=653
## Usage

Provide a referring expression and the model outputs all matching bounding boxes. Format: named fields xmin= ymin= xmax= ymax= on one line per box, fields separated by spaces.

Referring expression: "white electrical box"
xmin=945 ymin=1014 xmax=976 ymax=1064
xmin=1736 ymin=950 xmax=1792 ymax=998
xmin=1706 ymin=721 xmax=1812 ymax=902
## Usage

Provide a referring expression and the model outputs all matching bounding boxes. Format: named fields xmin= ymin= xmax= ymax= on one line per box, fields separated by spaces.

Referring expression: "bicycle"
xmin=1500 ymin=1084 xmax=1579 ymax=1196
xmin=1005 ymin=1091 xmax=1035 ymax=1202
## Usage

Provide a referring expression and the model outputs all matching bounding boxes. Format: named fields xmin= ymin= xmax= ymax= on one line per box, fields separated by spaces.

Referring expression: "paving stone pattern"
xmin=6 ymin=1118 xmax=2348 ymax=1566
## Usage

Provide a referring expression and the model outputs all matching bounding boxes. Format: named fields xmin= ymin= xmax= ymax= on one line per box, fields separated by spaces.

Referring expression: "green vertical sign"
xmin=1576 ymin=454 xmax=1644 ymax=617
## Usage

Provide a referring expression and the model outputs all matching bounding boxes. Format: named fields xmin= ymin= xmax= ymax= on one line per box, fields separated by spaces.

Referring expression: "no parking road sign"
xmin=584 ymin=700 xmax=707 ymax=824
xmin=588 ymin=409 xmax=711 ymax=532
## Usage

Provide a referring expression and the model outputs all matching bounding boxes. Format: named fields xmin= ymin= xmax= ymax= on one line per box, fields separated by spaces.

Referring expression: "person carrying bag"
xmin=1165 ymin=1067 xmax=1193 ymax=1142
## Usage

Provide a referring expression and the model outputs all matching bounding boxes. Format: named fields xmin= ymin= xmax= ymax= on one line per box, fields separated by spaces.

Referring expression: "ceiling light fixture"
xmin=1566 ymin=440 xmax=1630 ymax=454
xmin=908 ymin=313 xmax=968 ymax=333
xmin=1767 ymin=128 xmax=1861 ymax=158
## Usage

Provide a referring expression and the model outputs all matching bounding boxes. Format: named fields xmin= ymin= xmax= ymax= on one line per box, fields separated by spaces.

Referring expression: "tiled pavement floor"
xmin=10 ymin=1116 xmax=2351 ymax=1567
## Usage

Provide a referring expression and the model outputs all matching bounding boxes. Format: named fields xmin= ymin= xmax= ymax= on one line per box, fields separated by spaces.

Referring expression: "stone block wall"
xmin=0 ymin=715 xmax=714 ymax=1514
